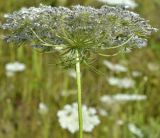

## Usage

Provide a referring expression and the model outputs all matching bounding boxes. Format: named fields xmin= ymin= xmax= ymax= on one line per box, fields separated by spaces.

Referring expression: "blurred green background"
xmin=0 ymin=0 xmax=160 ymax=138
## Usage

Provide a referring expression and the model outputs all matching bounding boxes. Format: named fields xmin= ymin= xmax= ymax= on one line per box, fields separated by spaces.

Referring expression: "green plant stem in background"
xmin=76 ymin=50 xmax=83 ymax=138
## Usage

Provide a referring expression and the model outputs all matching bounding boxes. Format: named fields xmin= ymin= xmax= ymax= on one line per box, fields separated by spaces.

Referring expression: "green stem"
xmin=76 ymin=50 xmax=83 ymax=138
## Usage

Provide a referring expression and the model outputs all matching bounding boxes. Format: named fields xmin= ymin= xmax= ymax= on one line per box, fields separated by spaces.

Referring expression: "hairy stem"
xmin=76 ymin=50 xmax=83 ymax=138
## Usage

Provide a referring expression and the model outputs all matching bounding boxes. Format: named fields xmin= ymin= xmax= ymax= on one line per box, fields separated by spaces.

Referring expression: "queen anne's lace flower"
xmin=1 ymin=4 xmax=157 ymax=68
xmin=5 ymin=61 xmax=26 ymax=77
xmin=113 ymin=94 xmax=147 ymax=101
xmin=5 ymin=62 xmax=26 ymax=72
xmin=100 ymin=94 xmax=147 ymax=103
xmin=103 ymin=60 xmax=127 ymax=72
xmin=57 ymin=103 xmax=100 ymax=133
xmin=107 ymin=77 xmax=135 ymax=89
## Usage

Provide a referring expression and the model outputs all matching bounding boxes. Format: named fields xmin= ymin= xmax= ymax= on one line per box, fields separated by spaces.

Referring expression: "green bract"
xmin=1 ymin=4 xmax=157 ymax=67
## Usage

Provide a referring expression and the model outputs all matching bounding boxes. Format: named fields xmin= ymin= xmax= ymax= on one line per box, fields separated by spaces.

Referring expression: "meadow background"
xmin=0 ymin=0 xmax=160 ymax=138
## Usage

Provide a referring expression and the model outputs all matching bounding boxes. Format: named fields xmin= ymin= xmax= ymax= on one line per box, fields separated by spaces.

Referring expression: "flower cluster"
xmin=57 ymin=103 xmax=100 ymax=133
xmin=1 ymin=4 xmax=157 ymax=67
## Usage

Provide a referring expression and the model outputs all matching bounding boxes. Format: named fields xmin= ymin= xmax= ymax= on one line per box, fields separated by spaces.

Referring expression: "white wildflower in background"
xmin=128 ymin=123 xmax=144 ymax=138
xmin=5 ymin=61 xmax=26 ymax=77
xmin=57 ymin=103 xmax=100 ymax=133
xmin=98 ymin=109 xmax=108 ymax=116
xmin=103 ymin=60 xmax=128 ymax=73
xmin=60 ymin=89 xmax=76 ymax=97
xmin=116 ymin=119 xmax=124 ymax=126
xmin=132 ymin=70 xmax=142 ymax=77
xmin=5 ymin=62 xmax=26 ymax=72
xmin=107 ymin=77 xmax=135 ymax=89
xmin=38 ymin=102 xmax=48 ymax=115
xmin=100 ymin=95 xmax=113 ymax=104
xmin=68 ymin=69 xmax=76 ymax=79
xmin=147 ymin=63 xmax=159 ymax=72
xmin=100 ymin=94 xmax=147 ymax=103
xmin=113 ymin=94 xmax=147 ymax=101
xmin=98 ymin=0 xmax=138 ymax=9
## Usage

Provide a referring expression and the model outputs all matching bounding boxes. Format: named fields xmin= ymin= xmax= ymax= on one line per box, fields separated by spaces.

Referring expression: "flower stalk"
xmin=76 ymin=50 xmax=83 ymax=138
